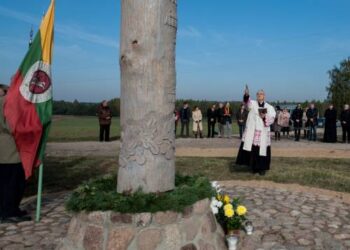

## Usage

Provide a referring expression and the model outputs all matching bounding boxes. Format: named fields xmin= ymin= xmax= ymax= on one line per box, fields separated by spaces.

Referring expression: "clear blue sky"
xmin=1 ymin=0 xmax=350 ymax=102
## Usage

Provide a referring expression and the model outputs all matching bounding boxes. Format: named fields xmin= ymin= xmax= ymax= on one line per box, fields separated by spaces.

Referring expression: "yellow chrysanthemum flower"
xmin=236 ymin=205 xmax=247 ymax=216
xmin=224 ymin=208 xmax=234 ymax=218
xmin=216 ymin=194 xmax=222 ymax=201
xmin=224 ymin=203 xmax=233 ymax=211
xmin=223 ymin=195 xmax=230 ymax=204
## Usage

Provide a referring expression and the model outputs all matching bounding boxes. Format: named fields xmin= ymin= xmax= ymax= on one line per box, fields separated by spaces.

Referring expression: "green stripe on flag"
xmin=19 ymin=32 xmax=42 ymax=77
xmin=36 ymin=101 xmax=52 ymax=126
xmin=36 ymin=101 xmax=52 ymax=160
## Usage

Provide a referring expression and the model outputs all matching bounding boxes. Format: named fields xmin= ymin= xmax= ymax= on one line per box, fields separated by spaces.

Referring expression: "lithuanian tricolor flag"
xmin=4 ymin=0 xmax=55 ymax=179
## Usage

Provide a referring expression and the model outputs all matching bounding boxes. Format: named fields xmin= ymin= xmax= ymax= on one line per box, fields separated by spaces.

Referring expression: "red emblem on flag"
xmin=29 ymin=70 xmax=51 ymax=94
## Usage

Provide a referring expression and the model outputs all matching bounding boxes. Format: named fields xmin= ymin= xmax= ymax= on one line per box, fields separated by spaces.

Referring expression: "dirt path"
xmin=176 ymin=147 xmax=350 ymax=158
xmin=46 ymin=137 xmax=350 ymax=158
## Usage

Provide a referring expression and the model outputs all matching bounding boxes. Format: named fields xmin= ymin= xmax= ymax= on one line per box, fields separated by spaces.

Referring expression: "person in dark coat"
xmin=340 ymin=104 xmax=350 ymax=143
xmin=216 ymin=103 xmax=225 ymax=138
xmin=97 ymin=100 xmax=112 ymax=142
xmin=306 ymin=103 xmax=318 ymax=141
xmin=323 ymin=104 xmax=337 ymax=143
xmin=0 ymin=84 xmax=30 ymax=223
xmin=292 ymin=104 xmax=303 ymax=141
xmin=180 ymin=102 xmax=191 ymax=137
xmin=236 ymin=104 xmax=248 ymax=139
xmin=207 ymin=104 xmax=217 ymax=138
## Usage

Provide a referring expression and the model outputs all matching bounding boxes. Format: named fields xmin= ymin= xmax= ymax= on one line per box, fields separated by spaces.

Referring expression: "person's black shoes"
xmin=1 ymin=215 xmax=31 ymax=224
xmin=0 ymin=210 xmax=31 ymax=224
xmin=15 ymin=209 xmax=28 ymax=217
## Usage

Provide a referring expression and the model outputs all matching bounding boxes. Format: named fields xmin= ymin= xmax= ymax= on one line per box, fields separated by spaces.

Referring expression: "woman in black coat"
xmin=292 ymin=104 xmax=303 ymax=141
xmin=323 ymin=104 xmax=337 ymax=143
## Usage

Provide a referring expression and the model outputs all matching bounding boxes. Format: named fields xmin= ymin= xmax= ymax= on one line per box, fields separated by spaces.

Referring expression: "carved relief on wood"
xmin=119 ymin=112 xmax=175 ymax=168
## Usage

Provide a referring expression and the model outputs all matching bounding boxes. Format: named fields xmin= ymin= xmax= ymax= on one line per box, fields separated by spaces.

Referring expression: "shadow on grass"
xmin=48 ymin=136 xmax=121 ymax=142
xmin=230 ymin=163 xmax=253 ymax=173
xmin=25 ymin=156 xmax=118 ymax=197
xmin=25 ymin=155 xmax=350 ymax=197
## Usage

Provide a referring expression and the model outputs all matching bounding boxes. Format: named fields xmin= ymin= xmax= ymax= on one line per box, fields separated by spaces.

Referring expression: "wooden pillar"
xmin=118 ymin=0 xmax=177 ymax=193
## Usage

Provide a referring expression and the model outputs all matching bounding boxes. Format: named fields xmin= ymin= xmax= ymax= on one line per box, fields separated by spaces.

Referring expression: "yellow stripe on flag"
xmin=40 ymin=0 xmax=55 ymax=64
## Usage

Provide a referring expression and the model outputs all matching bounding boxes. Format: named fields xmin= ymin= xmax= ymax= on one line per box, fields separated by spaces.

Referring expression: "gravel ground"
xmin=46 ymin=137 xmax=350 ymax=158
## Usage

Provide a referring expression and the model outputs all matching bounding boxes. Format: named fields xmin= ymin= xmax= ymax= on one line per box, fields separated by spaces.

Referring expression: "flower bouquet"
xmin=210 ymin=182 xmax=248 ymax=235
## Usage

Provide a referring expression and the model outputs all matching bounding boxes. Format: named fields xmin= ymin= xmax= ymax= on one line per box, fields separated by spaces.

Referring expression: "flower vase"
xmin=226 ymin=230 xmax=239 ymax=250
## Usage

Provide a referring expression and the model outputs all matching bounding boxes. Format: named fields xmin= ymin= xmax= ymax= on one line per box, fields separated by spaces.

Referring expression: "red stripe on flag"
xmin=4 ymin=71 xmax=43 ymax=179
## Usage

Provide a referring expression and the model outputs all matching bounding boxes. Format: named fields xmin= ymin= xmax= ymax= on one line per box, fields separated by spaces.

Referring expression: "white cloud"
xmin=178 ymin=26 xmax=202 ymax=38
xmin=177 ymin=57 xmax=199 ymax=66
xmin=208 ymin=30 xmax=229 ymax=45
xmin=319 ymin=38 xmax=350 ymax=52
xmin=0 ymin=36 xmax=27 ymax=46
xmin=0 ymin=5 xmax=118 ymax=48
xmin=56 ymin=24 xmax=118 ymax=48
xmin=255 ymin=39 xmax=264 ymax=48
xmin=0 ymin=6 xmax=37 ymax=23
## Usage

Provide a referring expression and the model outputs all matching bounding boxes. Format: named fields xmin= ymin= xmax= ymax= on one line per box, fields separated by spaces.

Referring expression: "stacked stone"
xmin=57 ymin=198 xmax=227 ymax=250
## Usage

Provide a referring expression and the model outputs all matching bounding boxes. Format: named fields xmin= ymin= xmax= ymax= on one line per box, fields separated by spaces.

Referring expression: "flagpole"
xmin=35 ymin=163 xmax=44 ymax=222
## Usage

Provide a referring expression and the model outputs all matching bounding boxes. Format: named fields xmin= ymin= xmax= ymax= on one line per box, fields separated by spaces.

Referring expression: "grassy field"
xmin=49 ymin=116 xmax=121 ymax=142
xmin=48 ymin=115 xmax=239 ymax=142
xmin=42 ymin=115 xmax=350 ymax=198
xmin=25 ymin=156 xmax=350 ymax=197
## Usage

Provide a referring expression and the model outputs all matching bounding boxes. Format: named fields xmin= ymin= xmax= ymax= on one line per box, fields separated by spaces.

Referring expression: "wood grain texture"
xmin=118 ymin=0 xmax=177 ymax=193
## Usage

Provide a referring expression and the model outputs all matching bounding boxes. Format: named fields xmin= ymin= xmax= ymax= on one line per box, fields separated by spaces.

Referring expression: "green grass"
xmin=48 ymin=116 xmax=121 ymax=142
xmin=26 ymin=156 xmax=350 ymax=197
xmin=25 ymin=156 xmax=117 ymax=197
xmin=176 ymin=157 xmax=350 ymax=193
xmin=48 ymin=115 xmax=239 ymax=142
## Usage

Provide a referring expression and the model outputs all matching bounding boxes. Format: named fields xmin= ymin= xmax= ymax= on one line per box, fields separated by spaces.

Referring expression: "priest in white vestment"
xmin=236 ymin=86 xmax=276 ymax=175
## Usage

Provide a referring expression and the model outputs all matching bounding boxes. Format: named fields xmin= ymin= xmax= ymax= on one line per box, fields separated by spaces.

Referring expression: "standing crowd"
xmin=234 ymin=86 xmax=350 ymax=177
xmin=174 ymin=100 xmax=350 ymax=144
xmin=174 ymin=101 xmax=247 ymax=139
xmin=274 ymin=103 xmax=350 ymax=143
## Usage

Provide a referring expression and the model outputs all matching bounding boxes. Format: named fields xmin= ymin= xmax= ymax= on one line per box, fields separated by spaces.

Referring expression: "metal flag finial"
xmin=29 ymin=25 xmax=34 ymax=48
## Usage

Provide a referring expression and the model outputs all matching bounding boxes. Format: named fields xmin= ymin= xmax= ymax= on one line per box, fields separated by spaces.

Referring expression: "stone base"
xmin=57 ymin=198 xmax=226 ymax=250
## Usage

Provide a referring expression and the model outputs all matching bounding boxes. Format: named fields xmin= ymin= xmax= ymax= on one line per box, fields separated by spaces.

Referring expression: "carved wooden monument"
xmin=117 ymin=0 xmax=177 ymax=193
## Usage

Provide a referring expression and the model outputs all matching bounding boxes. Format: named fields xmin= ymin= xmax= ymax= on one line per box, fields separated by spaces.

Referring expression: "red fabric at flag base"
xmin=5 ymin=71 xmax=43 ymax=179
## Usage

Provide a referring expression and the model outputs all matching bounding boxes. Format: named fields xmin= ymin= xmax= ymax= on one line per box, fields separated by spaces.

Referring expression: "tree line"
xmin=51 ymin=57 xmax=349 ymax=118
xmin=52 ymin=99 xmax=238 ymax=117
xmin=53 ymin=98 xmax=330 ymax=118
xmin=327 ymin=58 xmax=350 ymax=113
